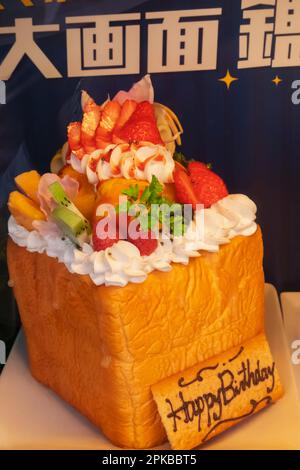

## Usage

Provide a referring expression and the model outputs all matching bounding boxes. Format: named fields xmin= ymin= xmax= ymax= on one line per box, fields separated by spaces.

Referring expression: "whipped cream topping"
xmin=70 ymin=143 xmax=175 ymax=185
xmin=8 ymin=194 xmax=257 ymax=288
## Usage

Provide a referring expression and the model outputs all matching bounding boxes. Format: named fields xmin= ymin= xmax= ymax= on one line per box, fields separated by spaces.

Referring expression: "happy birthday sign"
xmin=152 ymin=333 xmax=283 ymax=450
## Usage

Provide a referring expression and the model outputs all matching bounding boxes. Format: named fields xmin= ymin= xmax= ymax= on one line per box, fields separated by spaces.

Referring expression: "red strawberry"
xmin=92 ymin=220 xmax=119 ymax=251
xmin=189 ymin=167 xmax=228 ymax=208
xmin=174 ymin=161 xmax=228 ymax=209
xmin=117 ymin=120 xmax=163 ymax=145
xmin=114 ymin=99 xmax=137 ymax=131
xmin=128 ymin=229 xmax=158 ymax=256
xmin=68 ymin=122 xmax=82 ymax=151
xmin=174 ymin=161 xmax=188 ymax=173
xmin=130 ymin=101 xmax=156 ymax=121
xmin=95 ymin=101 xmax=121 ymax=148
xmin=174 ymin=169 xmax=199 ymax=209
xmin=188 ymin=161 xmax=210 ymax=174
xmin=114 ymin=101 xmax=163 ymax=145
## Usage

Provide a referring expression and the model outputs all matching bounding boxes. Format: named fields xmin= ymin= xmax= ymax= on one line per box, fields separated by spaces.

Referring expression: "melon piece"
xmin=59 ymin=165 xmax=89 ymax=188
xmin=95 ymin=178 xmax=176 ymax=223
xmin=15 ymin=170 xmax=41 ymax=205
xmin=97 ymin=178 xmax=148 ymax=206
xmin=94 ymin=178 xmax=148 ymax=223
xmin=97 ymin=178 xmax=175 ymax=205
xmin=8 ymin=191 xmax=46 ymax=231
xmin=73 ymin=191 xmax=96 ymax=222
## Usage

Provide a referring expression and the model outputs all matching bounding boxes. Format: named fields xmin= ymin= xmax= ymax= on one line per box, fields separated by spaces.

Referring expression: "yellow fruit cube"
xmin=15 ymin=170 xmax=41 ymax=205
xmin=8 ymin=191 xmax=45 ymax=231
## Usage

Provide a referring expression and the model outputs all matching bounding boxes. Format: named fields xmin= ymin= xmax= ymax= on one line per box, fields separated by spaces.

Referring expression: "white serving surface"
xmin=0 ymin=284 xmax=300 ymax=450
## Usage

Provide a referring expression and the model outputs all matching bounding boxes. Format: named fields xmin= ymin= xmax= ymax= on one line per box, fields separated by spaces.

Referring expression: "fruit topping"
xmin=95 ymin=101 xmax=121 ymax=149
xmin=51 ymin=206 xmax=91 ymax=246
xmin=128 ymin=229 xmax=158 ymax=256
xmin=173 ymin=160 xmax=228 ymax=209
xmin=68 ymin=122 xmax=82 ymax=151
xmin=114 ymin=99 xmax=137 ymax=131
xmin=173 ymin=169 xmax=199 ymax=209
xmin=92 ymin=220 xmax=119 ymax=252
xmin=113 ymin=101 xmax=163 ymax=145
xmin=188 ymin=162 xmax=228 ymax=208
xmin=48 ymin=181 xmax=91 ymax=246
xmin=14 ymin=170 xmax=41 ymax=205
xmin=58 ymin=165 xmax=96 ymax=221
xmin=8 ymin=191 xmax=46 ymax=231
xmin=112 ymin=74 xmax=154 ymax=105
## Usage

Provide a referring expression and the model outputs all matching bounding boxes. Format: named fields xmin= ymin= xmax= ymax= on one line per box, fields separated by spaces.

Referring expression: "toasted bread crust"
xmin=7 ymin=227 xmax=265 ymax=448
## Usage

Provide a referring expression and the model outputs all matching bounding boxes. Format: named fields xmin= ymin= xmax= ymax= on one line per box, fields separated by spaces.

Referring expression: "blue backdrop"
xmin=0 ymin=0 xmax=299 ymax=292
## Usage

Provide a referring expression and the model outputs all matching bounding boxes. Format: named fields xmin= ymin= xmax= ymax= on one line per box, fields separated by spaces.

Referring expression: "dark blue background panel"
xmin=0 ymin=0 xmax=299 ymax=292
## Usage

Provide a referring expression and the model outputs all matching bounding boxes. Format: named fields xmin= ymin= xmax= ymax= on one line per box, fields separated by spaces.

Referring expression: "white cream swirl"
xmin=8 ymin=194 xmax=257 ymax=288
xmin=70 ymin=143 xmax=175 ymax=184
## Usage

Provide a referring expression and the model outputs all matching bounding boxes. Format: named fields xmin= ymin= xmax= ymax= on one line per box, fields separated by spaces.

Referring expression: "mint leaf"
xmin=117 ymin=176 xmax=188 ymax=236
xmin=140 ymin=186 xmax=151 ymax=204
xmin=121 ymin=184 xmax=139 ymax=201
xmin=149 ymin=175 xmax=163 ymax=196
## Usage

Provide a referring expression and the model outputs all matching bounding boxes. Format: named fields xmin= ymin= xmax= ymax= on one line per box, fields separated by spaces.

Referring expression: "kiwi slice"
xmin=52 ymin=206 xmax=91 ymax=247
xmin=49 ymin=181 xmax=77 ymax=211
xmin=48 ymin=181 xmax=91 ymax=246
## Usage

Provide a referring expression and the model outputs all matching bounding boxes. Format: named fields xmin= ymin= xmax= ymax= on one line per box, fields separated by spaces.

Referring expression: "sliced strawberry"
xmin=101 ymin=101 xmax=121 ymax=131
xmin=81 ymin=105 xmax=101 ymax=143
xmin=114 ymin=99 xmax=137 ymax=131
xmin=95 ymin=101 xmax=121 ymax=144
xmin=95 ymin=136 xmax=111 ymax=149
xmin=83 ymin=141 xmax=97 ymax=154
xmin=92 ymin=220 xmax=119 ymax=251
xmin=130 ymin=101 xmax=156 ymax=121
xmin=114 ymin=101 xmax=163 ymax=145
xmin=68 ymin=122 xmax=82 ymax=151
xmin=128 ymin=229 xmax=158 ymax=256
xmin=117 ymin=120 xmax=163 ymax=145
xmin=174 ymin=169 xmax=199 ymax=209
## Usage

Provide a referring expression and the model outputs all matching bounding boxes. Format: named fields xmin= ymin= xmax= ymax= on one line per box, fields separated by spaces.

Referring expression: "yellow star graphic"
xmin=272 ymin=75 xmax=283 ymax=86
xmin=218 ymin=69 xmax=239 ymax=90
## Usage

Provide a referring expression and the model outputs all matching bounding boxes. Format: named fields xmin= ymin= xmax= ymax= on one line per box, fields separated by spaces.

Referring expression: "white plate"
xmin=280 ymin=292 xmax=300 ymax=400
xmin=0 ymin=284 xmax=300 ymax=450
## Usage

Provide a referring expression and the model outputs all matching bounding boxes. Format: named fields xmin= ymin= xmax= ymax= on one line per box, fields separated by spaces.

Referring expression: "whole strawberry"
xmin=92 ymin=220 xmax=119 ymax=251
xmin=128 ymin=229 xmax=158 ymax=256
xmin=188 ymin=161 xmax=211 ymax=174
xmin=173 ymin=161 xmax=228 ymax=209
xmin=188 ymin=162 xmax=228 ymax=208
